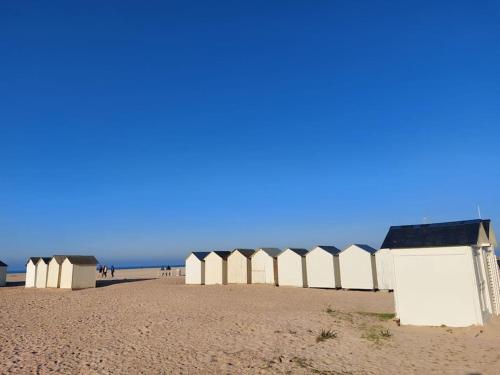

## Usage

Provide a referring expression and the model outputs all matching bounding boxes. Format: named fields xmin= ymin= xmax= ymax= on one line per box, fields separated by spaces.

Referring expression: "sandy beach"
xmin=1 ymin=268 xmax=500 ymax=374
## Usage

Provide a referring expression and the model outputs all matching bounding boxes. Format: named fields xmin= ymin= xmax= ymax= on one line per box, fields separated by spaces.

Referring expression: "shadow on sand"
xmin=5 ymin=281 xmax=26 ymax=287
xmin=96 ymin=278 xmax=155 ymax=288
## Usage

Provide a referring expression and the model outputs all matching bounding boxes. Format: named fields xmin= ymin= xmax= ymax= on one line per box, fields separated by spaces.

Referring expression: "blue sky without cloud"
xmin=1 ymin=1 xmax=499 ymax=269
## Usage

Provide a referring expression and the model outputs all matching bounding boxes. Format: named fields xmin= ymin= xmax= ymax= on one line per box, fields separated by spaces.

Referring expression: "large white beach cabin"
xmin=204 ymin=251 xmax=231 ymax=285
xmin=0 ymin=261 xmax=7 ymax=287
xmin=60 ymin=256 xmax=98 ymax=290
xmin=375 ymin=248 xmax=395 ymax=290
xmin=251 ymin=248 xmax=281 ymax=285
xmin=47 ymin=255 xmax=66 ymax=288
xmin=185 ymin=252 xmax=210 ymax=285
xmin=228 ymin=249 xmax=255 ymax=284
xmin=25 ymin=257 xmax=40 ymax=288
xmin=35 ymin=257 xmax=51 ymax=288
xmin=306 ymin=246 xmax=341 ymax=288
xmin=277 ymin=248 xmax=308 ymax=287
xmin=339 ymin=244 xmax=378 ymax=290
xmin=384 ymin=219 xmax=500 ymax=327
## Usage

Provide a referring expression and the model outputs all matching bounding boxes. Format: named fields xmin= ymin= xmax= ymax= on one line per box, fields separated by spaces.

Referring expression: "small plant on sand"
xmin=379 ymin=329 xmax=392 ymax=338
xmin=362 ymin=325 xmax=392 ymax=343
xmin=316 ymin=329 xmax=337 ymax=342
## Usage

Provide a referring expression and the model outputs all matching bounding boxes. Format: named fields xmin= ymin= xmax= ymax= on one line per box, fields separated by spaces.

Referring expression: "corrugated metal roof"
xmin=255 ymin=248 xmax=282 ymax=258
xmin=65 ymin=256 xmax=99 ymax=265
xmin=0 ymin=261 xmax=7 ymax=267
xmin=284 ymin=248 xmax=308 ymax=256
xmin=188 ymin=252 xmax=210 ymax=261
xmin=232 ymin=249 xmax=255 ymax=258
xmin=381 ymin=219 xmax=494 ymax=249
xmin=314 ymin=245 xmax=341 ymax=255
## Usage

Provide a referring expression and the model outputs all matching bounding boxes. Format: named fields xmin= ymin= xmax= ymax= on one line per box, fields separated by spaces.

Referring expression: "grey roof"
xmin=232 ymin=249 xmax=255 ymax=258
xmin=314 ymin=245 xmax=341 ymax=255
xmin=188 ymin=252 xmax=210 ymax=261
xmin=284 ymin=248 xmax=308 ymax=256
xmin=381 ymin=219 xmax=494 ymax=249
xmin=52 ymin=255 xmax=67 ymax=264
xmin=211 ymin=251 xmax=232 ymax=260
xmin=26 ymin=257 xmax=41 ymax=265
xmin=36 ymin=257 xmax=52 ymax=265
xmin=354 ymin=244 xmax=377 ymax=254
xmin=65 ymin=256 xmax=99 ymax=265
xmin=254 ymin=248 xmax=282 ymax=258
xmin=0 ymin=261 xmax=7 ymax=267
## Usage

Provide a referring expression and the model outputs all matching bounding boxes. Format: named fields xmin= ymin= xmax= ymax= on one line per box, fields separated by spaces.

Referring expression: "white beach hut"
xmin=60 ymin=256 xmax=99 ymax=290
xmin=0 ymin=261 xmax=7 ymax=287
xmin=306 ymin=246 xmax=341 ymax=289
xmin=25 ymin=257 xmax=40 ymax=288
xmin=227 ymin=249 xmax=255 ymax=284
xmin=384 ymin=219 xmax=500 ymax=327
xmin=339 ymin=244 xmax=378 ymax=290
xmin=185 ymin=252 xmax=210 ymax=285
xmin=375 ymin=248 xmax=394 ymax=290
xmin=251 ymin=248 xmax=281 ymax=285
xmin=47 ymin=255 xmax=66 ymax=288
xmin=277 ymin=248 xmax=308 ymax=287
xmin=204 ymin=251 xmax=231 ymax=285
xmin=35 ymin=257 xmax=52 ymax=288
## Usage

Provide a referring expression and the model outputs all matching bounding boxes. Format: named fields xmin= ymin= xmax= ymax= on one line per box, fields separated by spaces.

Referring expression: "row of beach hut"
xmin=25 ymin=255 xmax=98 ymax=290
xmin=186 ymin=244 xmax=391 ymax=290
xmin=186 ymin=219 xmax=500 ymax=328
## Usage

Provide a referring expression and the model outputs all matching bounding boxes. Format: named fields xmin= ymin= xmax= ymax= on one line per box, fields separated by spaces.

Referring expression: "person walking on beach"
xmin=110 ymin=265 xmax=115 ymax=278
xmin=98 ymin=265 xmax=103 ymax=276
xmin=103 ymin=265 xmax=108 ymax=278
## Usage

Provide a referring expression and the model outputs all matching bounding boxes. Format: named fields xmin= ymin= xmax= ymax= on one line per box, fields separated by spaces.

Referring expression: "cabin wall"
xmin=278 ymin=251 xmax=307 ymax=287
xmin=185 ymin=255 xmax=204 ymax=284
xmin=228 ymin=252 xmax=250 ymax=284
xmin=47 ymin=261 xmax=62 ymax=288
xmin=204 ymin=254 xmax=227 ymax=285
xmin=71 ymin=265 xmax=97 ymax=289
xmin=392 ymin=246 xmax=483 ymax=327
xmin=0 ymin=267 xmax=6 ymax=287
xmin=25 ymin=262 xmax=37 ymax=288
xmin=306 ymin=249 xmax=336 ymax=288
xmin=35 ymin=262 xmax=48 ymax=288
xmin=375 ymin=249 xmax=394 ymax=290
xmin=339 ymin=247 xmax=376 ymax=289
xmin=251 ymin=252 xmax=277 ymax=285
xmin=60 ymin=261 xmax=74 ymax=289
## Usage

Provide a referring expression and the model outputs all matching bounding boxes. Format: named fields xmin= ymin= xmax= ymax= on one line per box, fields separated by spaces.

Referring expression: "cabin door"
xmin=483 ymin=249 xmax=500 ymax=315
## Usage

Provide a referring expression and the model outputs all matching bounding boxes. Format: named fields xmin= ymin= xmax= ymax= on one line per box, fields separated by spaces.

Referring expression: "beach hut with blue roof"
xmin=306 ymin=246 xmax=342 ymax=288
xmin=339 ymin=244 xmax=378 ymax=290
xmin=185 ymin=251 xmax=210 ymax=285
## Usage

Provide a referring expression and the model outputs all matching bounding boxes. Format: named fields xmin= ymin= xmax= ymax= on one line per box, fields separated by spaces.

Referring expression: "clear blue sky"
xmin=1 ymin=1 xmax=499 ymax=269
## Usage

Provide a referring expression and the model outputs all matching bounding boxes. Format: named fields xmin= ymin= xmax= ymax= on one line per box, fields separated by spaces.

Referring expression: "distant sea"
xmin=7 ymin=263 xmax=185 ymax=274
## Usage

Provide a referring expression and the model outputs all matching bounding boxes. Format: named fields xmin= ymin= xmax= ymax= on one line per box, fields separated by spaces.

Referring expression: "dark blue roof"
xmin=381 ymin=219 xmax=491 ymax=249
xmin=0 ymin=261 xmax=7 ymax=267
xmin=285 ymin=248 xmax=308 ymax=256
xmin=354 ymin=244 xmax=377 ymax=254
xmin=189 ymin=252 xmax=210 ymax=261
xmin=315 ymin=246 xmax=341 ymax=255
xmin=212 ymin=251 xmax=232 ymax=259
xmin=232 ymin=249 xmax=255 ymax=258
